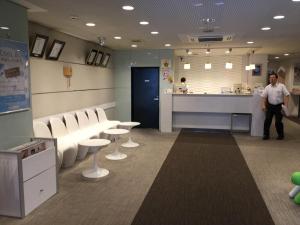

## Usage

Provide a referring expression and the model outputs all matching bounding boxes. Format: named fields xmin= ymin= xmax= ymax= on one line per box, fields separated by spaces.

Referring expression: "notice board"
xmin=0 ymin=39 xmax=30 ymax=115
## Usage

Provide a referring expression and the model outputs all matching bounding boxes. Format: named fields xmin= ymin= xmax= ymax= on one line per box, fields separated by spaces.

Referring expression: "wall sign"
xmin=0 ymin=39 xmax=30 ymax=115
xmin=293 ymin=63 xmax=300 ymax=86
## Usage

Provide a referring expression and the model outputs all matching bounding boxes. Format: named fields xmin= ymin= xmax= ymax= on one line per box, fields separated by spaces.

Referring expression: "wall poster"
xmin=0 ymin=39 xmax=30 ymax=115
xmin=293 ymin=63 xmax=300 ymax=86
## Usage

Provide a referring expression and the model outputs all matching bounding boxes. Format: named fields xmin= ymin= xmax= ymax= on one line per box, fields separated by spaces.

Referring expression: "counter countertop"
xmin=172 ymin=93 xmax=253 ymax=97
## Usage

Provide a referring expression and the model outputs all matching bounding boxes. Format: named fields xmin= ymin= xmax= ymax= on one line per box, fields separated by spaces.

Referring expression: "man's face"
xmin=269 ymin=74 xmax=277 ymax=85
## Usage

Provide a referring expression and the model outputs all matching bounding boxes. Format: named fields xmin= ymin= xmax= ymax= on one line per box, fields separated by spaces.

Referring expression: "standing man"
xmin=262 ymin=72 xmax=290 ymax=140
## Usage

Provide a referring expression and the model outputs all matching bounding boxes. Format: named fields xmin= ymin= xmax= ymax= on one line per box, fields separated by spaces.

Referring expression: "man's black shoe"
xmin=262 ymin=136 xmax=269 ymax=140
xmin=276 ymin=136 xmax=284 ymax=140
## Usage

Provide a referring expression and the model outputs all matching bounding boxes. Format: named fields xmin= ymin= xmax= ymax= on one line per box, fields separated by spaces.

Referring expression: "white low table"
xmin=104 ymin=129 xmax=129 ymax=160
xmin=79 ymin=139 xmax=111 ymax=180
xmin=118 ymin=122 xmax=141 ymax=148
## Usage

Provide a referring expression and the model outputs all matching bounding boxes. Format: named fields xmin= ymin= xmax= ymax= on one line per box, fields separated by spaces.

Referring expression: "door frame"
xmin=131 ymin=67 xmax=160 ymax=127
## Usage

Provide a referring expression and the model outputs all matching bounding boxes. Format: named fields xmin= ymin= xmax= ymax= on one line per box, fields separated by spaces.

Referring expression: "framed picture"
xmin=30 ymin=34 xmax=48 ymax=58
xmin=252 ymin=64 xmax=262 ymax=76
xmin=46 ymin=40 xmax=65 ymax=60
xmin=101 ymin=53 xmax=111 ymax=67
xmin=86 ymin=49 xmax=98 ymax=65
xmin=94 ymin=51 xmax=104 ymax=66
xmin=293 ymin=63 xmax=300 ymax=85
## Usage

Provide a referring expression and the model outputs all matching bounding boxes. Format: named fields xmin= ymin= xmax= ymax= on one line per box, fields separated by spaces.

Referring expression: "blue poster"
xmin=0 ymin=39 xmax=30 ymax=114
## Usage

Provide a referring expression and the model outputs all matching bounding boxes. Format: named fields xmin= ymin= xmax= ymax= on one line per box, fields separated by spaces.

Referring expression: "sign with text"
xmin=0 ymin=39 xmax=30 ymax=114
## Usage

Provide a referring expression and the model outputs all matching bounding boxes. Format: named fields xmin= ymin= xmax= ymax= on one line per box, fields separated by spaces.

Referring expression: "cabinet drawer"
xmin=22 ymin=147 xmax=56 ymax=181
xmin=23 ymin=166 xmax=57 ymax=216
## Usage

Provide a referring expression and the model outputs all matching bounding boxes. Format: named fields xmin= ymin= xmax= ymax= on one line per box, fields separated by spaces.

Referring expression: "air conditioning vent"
xmin=198 ymin=36 xmax=223 ymax=42
xmin=186 ymin=34 xmax=234 ymax=43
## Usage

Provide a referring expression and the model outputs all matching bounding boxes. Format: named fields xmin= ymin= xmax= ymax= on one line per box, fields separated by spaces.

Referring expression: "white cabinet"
xmin=0 ymin=138 xmax=58 ymax=218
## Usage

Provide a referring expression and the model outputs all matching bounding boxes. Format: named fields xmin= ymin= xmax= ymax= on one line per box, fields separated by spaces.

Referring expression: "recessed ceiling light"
xmin=247 ymin=41 xmax=254 ymax=44
xmin=151 ymin=31 xmax=159 ymax=35
xmin=0 ymin=26 xmax=9 ymax=30
xmin=188 ymin=51 xmax=193 ymax=55
xmin=139 ymin=21 xmax=149 ymax=25
xmin=131 ymin=44 xmax=138 ymax=48
xmin=284 ymin=53 xmax=290 ymax=56
xmin=215 ymin=2 xmax=224 ymax=6
xmin=194 ymin=3 xmax=203 ymax=6
xmin=86 ymin=23 xmax=96 ymax=27
xmin=273 ymin=15 xmax=285 ymax=20
xmin=261 ymin=27 xmax=271 ymax=31
xmin=114 ymin=36 xmax=122 ymax=39
xmin=122 ymin=5 xmax=134 ymax=11
xmin=164 ymin=43 xmax=171 ymax=47
xmin=292 ymin=0 xmax=300 ymax=2
xmin=275 ymin=56 xmax=280 ymax=59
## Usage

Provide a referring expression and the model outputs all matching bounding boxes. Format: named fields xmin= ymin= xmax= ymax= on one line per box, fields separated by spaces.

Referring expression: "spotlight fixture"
xmin=0 ymin=26 xmax=9 ymax=30
xmin=151 ymin=31 xmax=159 ymax=35
xmin=275 ymin=56 xmax=280 ymax=59
xmin=131 ymin=44 xmax=138 ymax=48
xmin=225 ymin=48 xmax=232 ymax=54
xmin=205 ymin=48 xmax=210 ymax=54
xmin=164 ymin=43 xmax=171 ymax=47
xmin=247 ymin=41 xmax=254 ymax=44
xmin=284 ymin=53 xmax=290 ymax=56
xmin=114 ymin=36 xmax=122 ymax=40
xmin=186 ymin=49 xmax=193 ymax=55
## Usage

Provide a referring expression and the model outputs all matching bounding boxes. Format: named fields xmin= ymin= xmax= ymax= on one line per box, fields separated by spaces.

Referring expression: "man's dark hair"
xmin=180 ymin=77 xmax=186 ymax=83
xmin=269 ymin=71 xmax=278 ymax=78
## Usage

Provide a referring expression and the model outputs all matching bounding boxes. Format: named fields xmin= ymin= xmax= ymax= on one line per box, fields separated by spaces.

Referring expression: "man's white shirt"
xmin=262 ymin=82 xmax=290 ymax=105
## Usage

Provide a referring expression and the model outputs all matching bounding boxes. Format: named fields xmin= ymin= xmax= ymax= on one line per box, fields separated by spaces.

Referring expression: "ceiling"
xmin=10 ymin=0 xmax=300 ymax=56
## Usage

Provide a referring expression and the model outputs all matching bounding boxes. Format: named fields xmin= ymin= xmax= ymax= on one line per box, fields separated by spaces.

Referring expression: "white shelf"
xmin=0 ymin=138 xmax=58 ymax=218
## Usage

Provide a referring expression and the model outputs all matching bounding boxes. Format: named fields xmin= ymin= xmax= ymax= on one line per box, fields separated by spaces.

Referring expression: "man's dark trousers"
xmin=263 ymin=103 xmax=284 ymax=138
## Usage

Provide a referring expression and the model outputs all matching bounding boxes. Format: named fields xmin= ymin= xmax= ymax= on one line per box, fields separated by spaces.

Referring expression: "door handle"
xmin=153 ymin=97 xmax=159 ymax=101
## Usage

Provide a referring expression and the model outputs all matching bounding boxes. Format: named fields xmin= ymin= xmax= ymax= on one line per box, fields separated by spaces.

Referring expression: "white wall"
xmin=113 ymin=50 xmax=174 ymax=121
xmin=175 ymin=54 xmax=268 ymax=93
xmin=29 ymin=23 xmax=115 ymax=118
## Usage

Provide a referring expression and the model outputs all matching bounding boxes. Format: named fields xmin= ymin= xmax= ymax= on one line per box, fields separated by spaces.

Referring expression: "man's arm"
xmin=284 ymin=95 xmax=289 ymax=107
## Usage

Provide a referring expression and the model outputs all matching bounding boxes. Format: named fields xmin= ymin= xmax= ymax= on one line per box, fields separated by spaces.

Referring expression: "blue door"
xmin=131 ymin=67 xmax=159 ymax=128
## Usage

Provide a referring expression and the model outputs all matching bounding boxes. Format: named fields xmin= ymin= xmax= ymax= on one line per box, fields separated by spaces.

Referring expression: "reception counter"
xmin=160 ymin=93 xmax=264 ymax=136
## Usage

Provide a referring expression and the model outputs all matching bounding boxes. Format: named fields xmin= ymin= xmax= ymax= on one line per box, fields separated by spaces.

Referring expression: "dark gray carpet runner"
xmin=131 ymin=130 xmax=275 ymax=225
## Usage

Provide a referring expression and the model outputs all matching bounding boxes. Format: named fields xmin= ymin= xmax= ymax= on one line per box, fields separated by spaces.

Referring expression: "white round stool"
xmin=118 ymin=122 xmax=141 ymax=148
xmin=79 ymin=139 xmax=111 ymax=180
xmin=104 ymin=129 xmax=129 ymax=160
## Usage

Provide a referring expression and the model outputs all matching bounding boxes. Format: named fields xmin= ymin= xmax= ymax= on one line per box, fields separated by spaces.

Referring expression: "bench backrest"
xmin=50 ymin=117 xmax=69 ymax=138
xmin=86 ymin=109 xmax=99 ymax=124
xmin=33 ymin=121 xmax=52 ymax=138
xmin=96 ymin=108 xmax=108 ymax=123
xmin=76 ymin=111 xmax=90 ymax=128
xmin=64 ymin=113 xmax=80 ymax=133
